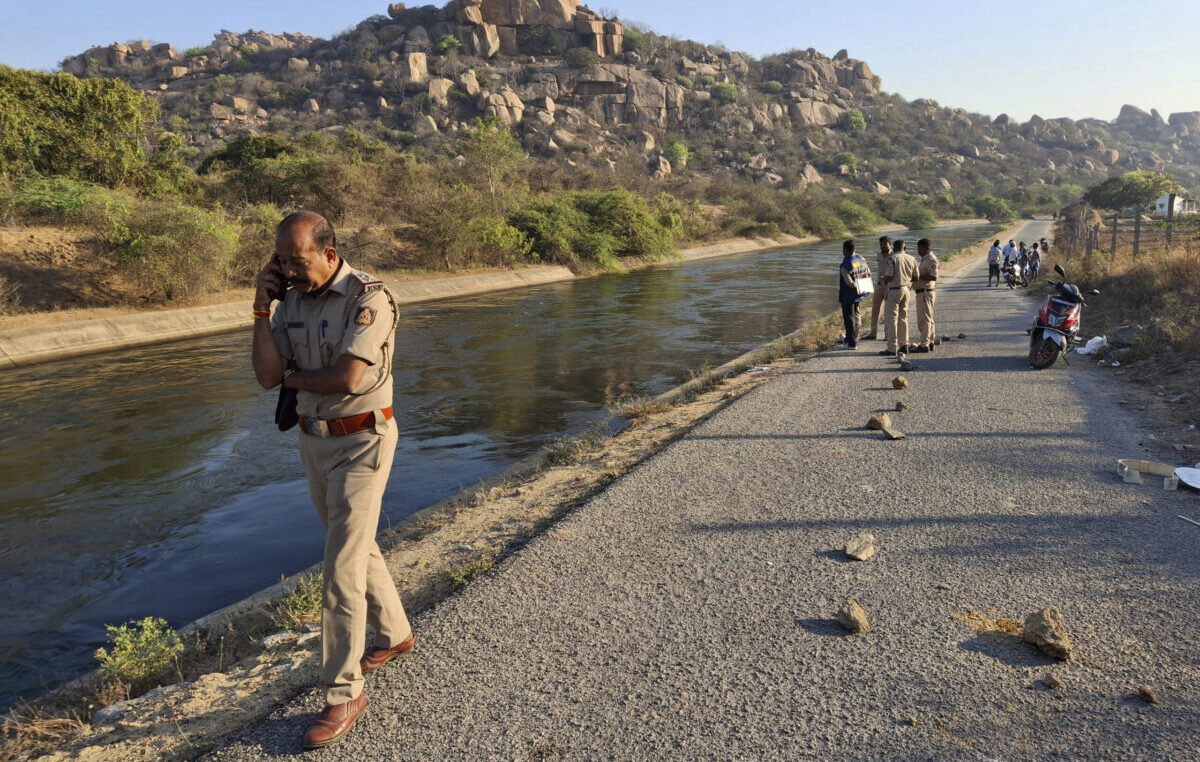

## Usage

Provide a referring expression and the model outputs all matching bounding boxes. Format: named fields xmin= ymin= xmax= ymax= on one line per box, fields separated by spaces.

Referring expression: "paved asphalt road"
xmin=208 ymin=222 xmax=1200 ymax=761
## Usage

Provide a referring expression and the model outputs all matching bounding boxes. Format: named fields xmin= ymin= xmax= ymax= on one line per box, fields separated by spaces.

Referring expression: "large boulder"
xmin=477 ymin=0 xmax=579 ymax=28
xmin=789 ymin=99 xmax=843 ymax=127
xmin=1115 ymin=104 xmax=1151 ymax=126
xmin=395 ymin=52 xmax=428 ymax=83
xmin=427 ymin=78 xmax=455 ymax=107
xmin=457 ymin=69 xmax=481 ymax=96
xmin=1168 ymin=111 xmax=1200 ymax=131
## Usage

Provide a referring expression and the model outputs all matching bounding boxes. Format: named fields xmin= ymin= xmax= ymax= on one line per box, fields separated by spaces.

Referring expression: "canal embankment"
xmin=0 ymin=220 xmax=991 ymax=369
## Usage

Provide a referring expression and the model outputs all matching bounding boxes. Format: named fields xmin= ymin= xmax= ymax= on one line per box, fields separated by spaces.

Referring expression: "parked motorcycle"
xmin=1003 ymin=263 xmax=1027 ymax=289
xmin=1028 ymin=264 xmax=1086 ymax=369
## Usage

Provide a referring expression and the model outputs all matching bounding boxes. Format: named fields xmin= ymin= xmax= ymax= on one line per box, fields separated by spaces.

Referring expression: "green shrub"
xmin=834 ymin=152 xmax=858 ymax=172
xmin=270 ymin=573 xmax=323 ymax=631
xmin=467 ymin=216 xmax=534 ymax=264
xmin=761 ymin=80 xmax=784 ymax=94
xmin=798 ymin=204 xmax=846 ymax=239
xmin=840 ymin=108 xmax=866 ymax=134
xmin=94 ymin=617 xmax=183 ymax=690
xmin=834 ymin=198 xmax=883 ymax=233
xmin=894 ymin=202 xmax=937 ymax=230
xmin=698 ymin=75 xmax=716 ymax=87
xmin=622 ymin=27 xmax=653 ymax=59
xmin=107 ymin=196 xmax=239 ymax=300
xmin=675 ymin=75 xmax=694 ymax=89
xmin=198 ymin=134 xmax=293 ymax=174
xmin=6 ymin=176 xmax=101 ymax=222
xmin=564 ymin=47 xmax=600 ymax=69
xmin=434 ymin=34 xmax=463 ymax=54
xmin=0 ymin=65 xmax=156 ymax=186
xmin=711 ymin=82 xmax=738 ymax=103
xmin=968 ymin=195 xmax=1016 ymax=222
xmin=663 ymin=139 xmax=688 ymax=169
xmin=184 ymin=46 xmax=206 ymax=57
xmin=510 ymin=189 xmax=676 ymax=271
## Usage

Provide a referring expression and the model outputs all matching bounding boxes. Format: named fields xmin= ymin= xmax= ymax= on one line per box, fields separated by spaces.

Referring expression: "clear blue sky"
xmin=2 ymin=0 xmax=1196 ymax=123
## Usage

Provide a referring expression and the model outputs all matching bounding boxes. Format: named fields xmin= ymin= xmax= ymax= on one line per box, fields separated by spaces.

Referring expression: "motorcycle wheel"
xmin=1028 ymin=337 xmax=1060 ymax=369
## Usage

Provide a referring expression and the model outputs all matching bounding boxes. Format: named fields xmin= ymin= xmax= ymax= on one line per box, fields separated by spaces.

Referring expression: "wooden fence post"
xmin=1166 ymin=192 xmax=1176 ymax=249
xmin=1133 ymin=212 xmax=1141 ymax=258
xmin=1110 ymin=213 xmax=1119 ymax=257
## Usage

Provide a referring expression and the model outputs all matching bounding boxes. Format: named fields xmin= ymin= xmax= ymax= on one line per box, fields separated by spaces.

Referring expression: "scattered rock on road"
xmin=941 ymin=335 xmax=951 ymax=342
xmin=899 ymin=360 xmax=916 ymax=371
xmin=958 ymin=333 xmax=967 ymax=339
xmin=892 ymin=376 xmax=910 ymax=390
xmin=867 ymin=413 xmax=892 ymax=430
xmin=1137 ymin=685 xmax=1159 ymax=705
xmin=895 ymin=401 xmax=907 ymax=411
xmin=1023 ymin=607 xmax=1074 ymax=660
xmin=881 ymin=428 xmax=906 ymax=440
xmin=1043 ymin=675 xmax=1064 ymax=690
xmin=837 ymin=598 xmax=869 ymax=633
xmin=844 ymin=533 xmax=876 ymax=561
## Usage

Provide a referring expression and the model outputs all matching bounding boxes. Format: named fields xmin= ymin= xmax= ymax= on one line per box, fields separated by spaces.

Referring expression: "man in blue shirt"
xmin=838 ymin=239 xmax=872 ymax=349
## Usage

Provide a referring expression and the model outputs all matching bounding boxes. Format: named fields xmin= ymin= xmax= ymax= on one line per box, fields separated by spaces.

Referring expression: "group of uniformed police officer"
xmin=839 ymin=235 xmax=939 ymax=355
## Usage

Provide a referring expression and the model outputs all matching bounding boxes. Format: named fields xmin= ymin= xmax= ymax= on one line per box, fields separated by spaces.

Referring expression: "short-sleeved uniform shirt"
xmin=914 ymin=252 xmax=939 ymax=290
xmin=270 ymin=259 xmax=395 ymax=419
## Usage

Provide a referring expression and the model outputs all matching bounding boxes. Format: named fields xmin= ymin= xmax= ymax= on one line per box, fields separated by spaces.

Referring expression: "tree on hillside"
xmin=1082 ymin=171 xmax=1175 ymax=211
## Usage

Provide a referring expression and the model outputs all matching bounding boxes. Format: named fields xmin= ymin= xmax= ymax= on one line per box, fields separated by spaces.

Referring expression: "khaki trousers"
xmin=868 ymin=285 xmax=886 ymax=335
xmin=883 ymin=287 xmax=910 ymax=352
xmin=300 ymin=416 xmax=410 ymax=706
xmin=916 ymin=290 xmax=936 ymax=347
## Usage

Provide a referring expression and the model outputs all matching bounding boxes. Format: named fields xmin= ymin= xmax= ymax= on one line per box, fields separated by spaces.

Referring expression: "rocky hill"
xmin=51 ymin=0 xmax=1200 ymax=209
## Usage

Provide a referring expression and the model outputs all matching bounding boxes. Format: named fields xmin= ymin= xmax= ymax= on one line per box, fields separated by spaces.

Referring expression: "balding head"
xmin=274 ymin=211 xmax=340 ymax=295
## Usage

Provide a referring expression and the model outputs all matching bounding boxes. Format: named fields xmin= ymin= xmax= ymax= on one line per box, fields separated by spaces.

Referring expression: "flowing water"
xmin=0 ymin=224 xmax=999 ymax=707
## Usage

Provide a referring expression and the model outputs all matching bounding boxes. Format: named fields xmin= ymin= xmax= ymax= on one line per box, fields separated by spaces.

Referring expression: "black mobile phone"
xmin=267 ymin=254 xmax=288 ymax=300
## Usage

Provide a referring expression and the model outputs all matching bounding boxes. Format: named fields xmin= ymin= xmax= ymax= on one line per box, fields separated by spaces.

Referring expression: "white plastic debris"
xmin=1076 ymin=335 xmax=1108 ymax=355
xmin=1111 ymin=360 xmax=1121 ymax=367
xmin=749 ymin=365 xmax=772 ymax=372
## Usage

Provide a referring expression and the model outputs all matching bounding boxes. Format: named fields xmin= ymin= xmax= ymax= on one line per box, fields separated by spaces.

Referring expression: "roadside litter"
xmin=1076 ymin=336 xmax=1108 ymax=355
xmin=1117 ymin=459 xmax=1179 ymax=490
xmin=749 ymin=365 xmax=772 ymax=372
xmin=1175 ymin=465 xmax=1200 ymax=491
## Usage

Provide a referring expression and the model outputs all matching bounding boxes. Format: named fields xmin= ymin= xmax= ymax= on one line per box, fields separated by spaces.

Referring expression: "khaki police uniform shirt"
xmin=270 ymin=259 xmax=395 ymax=419
xmin=884 ymin=251 xmax=920 ymax=288
xmin=876 ymin=249 xmax=891 ymax=285
xmin=914 ymin=252 xmax=939 ymax=290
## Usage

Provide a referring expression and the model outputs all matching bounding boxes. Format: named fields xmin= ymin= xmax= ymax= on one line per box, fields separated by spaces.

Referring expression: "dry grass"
xmin=1048 ymin=229 xmax=1200 ymax=357
xmin=953 ymin=609 xmax=1024 ymax=637
xmin=1 ymin=703 xmax=87 ymax=761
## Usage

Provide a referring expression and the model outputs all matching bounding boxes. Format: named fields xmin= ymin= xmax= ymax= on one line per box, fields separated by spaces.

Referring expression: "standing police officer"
xmin=863 ymin=235 xmax=891 ymax=339
xmin=912 ymin=238 xmax=939 ymax=352
xmin=878 ymin=239 xmax=919 ymax=357
xmin=251 ymin=211 xmax=413 ymax=750
xmin=838 ymin=240 xmax=872 ymax=349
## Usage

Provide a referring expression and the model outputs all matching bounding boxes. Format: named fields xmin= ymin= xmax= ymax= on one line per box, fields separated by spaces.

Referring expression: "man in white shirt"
xmin=986 ymin=239 xmax=1003 ymax=287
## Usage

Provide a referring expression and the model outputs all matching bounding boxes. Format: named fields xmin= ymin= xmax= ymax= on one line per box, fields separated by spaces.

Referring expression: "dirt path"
xmin=207 ymin=221 xmax=1200 ymax=760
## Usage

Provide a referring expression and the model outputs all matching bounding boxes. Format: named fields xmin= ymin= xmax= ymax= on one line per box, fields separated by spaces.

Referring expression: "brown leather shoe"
xmin=302 ymin=694 xmax=367 ymax=750
xmin=360 ymin=633 xmax=415 ymax=674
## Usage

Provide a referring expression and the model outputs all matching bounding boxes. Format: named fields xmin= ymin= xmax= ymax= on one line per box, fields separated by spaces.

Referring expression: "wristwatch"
xmin=282 ymin=366 xmax=298 ymax=385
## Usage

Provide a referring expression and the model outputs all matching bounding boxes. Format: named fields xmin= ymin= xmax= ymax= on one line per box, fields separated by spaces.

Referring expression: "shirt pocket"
xmin=286 ymin=323 xmax=311 ymax=366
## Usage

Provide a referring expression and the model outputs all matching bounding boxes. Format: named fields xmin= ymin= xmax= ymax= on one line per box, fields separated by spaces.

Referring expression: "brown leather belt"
xmin=300 ymin=407 xmax=393 ymax=437
xmin=914 ymin=288 xmax=933 ymax=293
xmin=888 ymin=286 xmax=909 ymax=291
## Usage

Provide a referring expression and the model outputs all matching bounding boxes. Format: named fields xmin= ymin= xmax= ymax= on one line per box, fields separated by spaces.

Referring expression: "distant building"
xmin=1155 ymin=194 xmax=1198 ymax=216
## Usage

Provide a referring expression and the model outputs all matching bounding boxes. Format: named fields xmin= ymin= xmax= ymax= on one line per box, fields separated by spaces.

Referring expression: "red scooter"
xmin=1028 ymin=264 xmax=1085 ymax=369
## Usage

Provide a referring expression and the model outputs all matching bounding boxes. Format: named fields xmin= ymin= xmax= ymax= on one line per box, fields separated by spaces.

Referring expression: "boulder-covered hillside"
xmin=61 ymin=0 xmax=1199 ymax=209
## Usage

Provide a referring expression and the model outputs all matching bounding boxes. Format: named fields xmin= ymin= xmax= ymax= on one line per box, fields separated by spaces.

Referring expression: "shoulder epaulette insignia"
xmin=351 ymin=270 xmax=383 ymax=287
